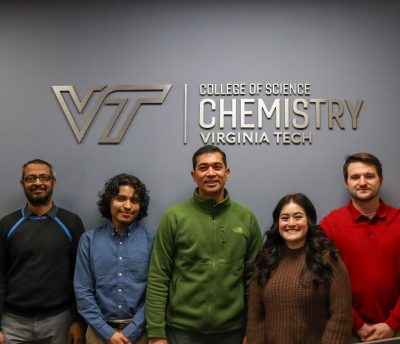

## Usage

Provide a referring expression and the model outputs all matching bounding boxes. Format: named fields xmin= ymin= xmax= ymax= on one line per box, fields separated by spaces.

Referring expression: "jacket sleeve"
xmin=321 ymin=256 xmax=353 ymax=344
xmin=145 ymin=212 xmax=175 ymax=339
xmin=244 ymin=214 xmax=262 ymax=293
xmin=246 ymin=276 xmax=265 ymax=344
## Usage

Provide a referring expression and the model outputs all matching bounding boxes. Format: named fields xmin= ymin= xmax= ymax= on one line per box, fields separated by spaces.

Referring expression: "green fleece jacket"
xmin=146 ymin=190 xmax=262 ymax=338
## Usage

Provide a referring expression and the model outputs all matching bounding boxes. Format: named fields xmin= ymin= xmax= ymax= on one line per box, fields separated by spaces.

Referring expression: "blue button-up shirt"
xmin=74 ymin=220 xmax=154 ymax=341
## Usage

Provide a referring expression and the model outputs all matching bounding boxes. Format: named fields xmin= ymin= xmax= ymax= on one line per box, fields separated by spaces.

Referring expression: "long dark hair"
xmin=256 ymin=193 xmax=338 ymax=287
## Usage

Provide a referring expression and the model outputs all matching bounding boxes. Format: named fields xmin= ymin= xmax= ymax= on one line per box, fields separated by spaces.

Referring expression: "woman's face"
xmin=278 ymin=201 xmax=308 ymax=249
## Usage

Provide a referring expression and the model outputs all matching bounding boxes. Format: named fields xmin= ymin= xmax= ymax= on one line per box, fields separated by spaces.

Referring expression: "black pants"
xmin=166 ymin=326 xmax=244 ymax=344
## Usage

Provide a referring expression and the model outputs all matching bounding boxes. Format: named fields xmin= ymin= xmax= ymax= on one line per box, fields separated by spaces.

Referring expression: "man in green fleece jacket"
xmin=146 ymin=145 xmax=262 ymax=344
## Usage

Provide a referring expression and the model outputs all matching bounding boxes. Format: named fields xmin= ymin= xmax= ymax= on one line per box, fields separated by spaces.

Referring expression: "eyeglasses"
xmin=23 ymin=174 xmax=54 ymax=183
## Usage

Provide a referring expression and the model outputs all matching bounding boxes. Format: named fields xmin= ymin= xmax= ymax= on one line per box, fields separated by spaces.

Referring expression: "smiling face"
xmin=110 ymin=185 xmax=141 ymax=233
xmin=191 ymin=152 xmax=230 ymax=202
xmin=278 ymin=201 xmax=308 ymax=249
xmin=21 ymin=163 xmax=55 ymax=206
xmin=345 ymin=162 xmax=383 ymax=204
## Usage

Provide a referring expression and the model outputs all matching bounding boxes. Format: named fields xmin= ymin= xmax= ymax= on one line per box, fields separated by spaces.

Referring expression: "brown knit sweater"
xmin=246 ymin=247 xmax=352 ymax=344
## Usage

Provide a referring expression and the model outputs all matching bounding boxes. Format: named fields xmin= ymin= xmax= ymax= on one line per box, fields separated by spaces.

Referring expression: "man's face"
xmin=191 ymin=152 xmax=230 ymax=202
xmin=110 ymin=185 xmax=141 ymax=231
xmin=345 ymin=162 xmax=383 ymax=203
xmin=21 ymin=163 xmax=55 ymax=206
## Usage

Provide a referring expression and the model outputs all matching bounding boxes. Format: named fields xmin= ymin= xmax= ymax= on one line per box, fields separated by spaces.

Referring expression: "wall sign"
xmin=52 ymin=84 xmax=172 ymax=144
xmin=188 ymin=82 xmax=364 ymax=145
xmin=52 ymin=82 xmax=363 ymax=146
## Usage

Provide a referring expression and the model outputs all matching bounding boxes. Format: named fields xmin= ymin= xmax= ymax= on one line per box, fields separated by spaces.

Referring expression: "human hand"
xmin=0 ymin=331 xmax=4 ymax=344
xmin=356 ymin=323 xmax=374 ymax=341
xmin=242 ymin=335 xmax=247 ymax=344
xmin=108 ymin=332 xmax=131 ymax=344
xmin=147 ymin=339 xmax=168 ymax=344
xmin=362 ymin=323 xmax=395 ymax=341
xmin=67 ymin=322 xmax=86 ymax=344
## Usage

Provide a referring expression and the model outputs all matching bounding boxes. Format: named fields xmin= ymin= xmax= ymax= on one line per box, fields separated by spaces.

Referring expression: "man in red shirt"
xmin=320 ymin=152 xmax=400 ymax=342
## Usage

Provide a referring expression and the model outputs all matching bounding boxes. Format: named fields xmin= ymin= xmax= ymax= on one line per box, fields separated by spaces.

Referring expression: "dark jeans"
xmin=166 ymin=326 xmax=244 ymax=344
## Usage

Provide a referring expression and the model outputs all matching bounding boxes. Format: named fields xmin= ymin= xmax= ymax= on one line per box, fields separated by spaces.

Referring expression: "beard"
xmin=24 ymin=185 xmax=53 ymax=206
xmin=351 ymin=188 xmax=380 ymax=203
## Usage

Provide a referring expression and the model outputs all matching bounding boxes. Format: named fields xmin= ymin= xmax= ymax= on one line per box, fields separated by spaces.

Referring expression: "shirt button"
xmin=118 ymin=289 xmax=122 ymax=293
xmin=119 ymin=242 xmax=123 ymax=245
xmin=118 ymin=305 xmax=122 ymax=309
xmin=119 ymin=257 xmax=123 ymax=260
xmin=118 ymin=272 xmax=122 ymax=277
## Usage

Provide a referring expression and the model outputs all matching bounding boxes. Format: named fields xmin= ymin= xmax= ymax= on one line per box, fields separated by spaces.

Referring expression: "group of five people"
xmin=0 ymin=146 xmax=399 ymax=344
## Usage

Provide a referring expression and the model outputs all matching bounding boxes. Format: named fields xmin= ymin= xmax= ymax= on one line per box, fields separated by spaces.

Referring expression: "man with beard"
xmin=320 ymin=153 xmax=400 ymax=342
xmin=0 ymin=159 xmax=85 ymax=344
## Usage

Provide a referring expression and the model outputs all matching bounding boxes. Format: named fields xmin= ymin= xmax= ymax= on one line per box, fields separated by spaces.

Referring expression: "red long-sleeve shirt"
xmin=320 ymin=200 xmax=400 ymax=331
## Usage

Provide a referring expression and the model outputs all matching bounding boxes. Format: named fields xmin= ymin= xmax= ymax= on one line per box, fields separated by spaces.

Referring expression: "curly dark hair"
xmin=97 ymin=173 xmax=149 ymax=221
xmin=256 ymin=193 xmax=338 ymax=287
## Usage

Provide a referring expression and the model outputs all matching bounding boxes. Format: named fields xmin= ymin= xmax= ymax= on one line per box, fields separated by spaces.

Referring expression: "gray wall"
xmin=0 ymin=1 xmax=399 ymax=231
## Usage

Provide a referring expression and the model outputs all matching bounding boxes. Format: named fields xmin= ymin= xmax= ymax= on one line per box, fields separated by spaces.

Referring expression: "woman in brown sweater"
xmin=247 ymin=193 xmax=352 ymax=344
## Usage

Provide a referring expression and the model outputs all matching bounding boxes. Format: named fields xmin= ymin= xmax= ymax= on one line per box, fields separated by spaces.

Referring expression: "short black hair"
xmin=97 ymin=173 xmax=149 ymax=221
xmin=21 ymin=159 xmax=56 ymax=182
xmin=192 ymin=145 xmax=227 ymax=170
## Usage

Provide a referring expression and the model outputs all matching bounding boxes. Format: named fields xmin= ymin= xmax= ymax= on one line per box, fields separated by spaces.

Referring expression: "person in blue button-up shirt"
xmin=74 ymin=173 xmax=154 ymax=344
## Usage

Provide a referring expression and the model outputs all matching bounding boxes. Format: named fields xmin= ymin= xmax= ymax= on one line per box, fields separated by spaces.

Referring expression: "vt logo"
xmin=52 ymin=84 xmax=172 ymax=144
